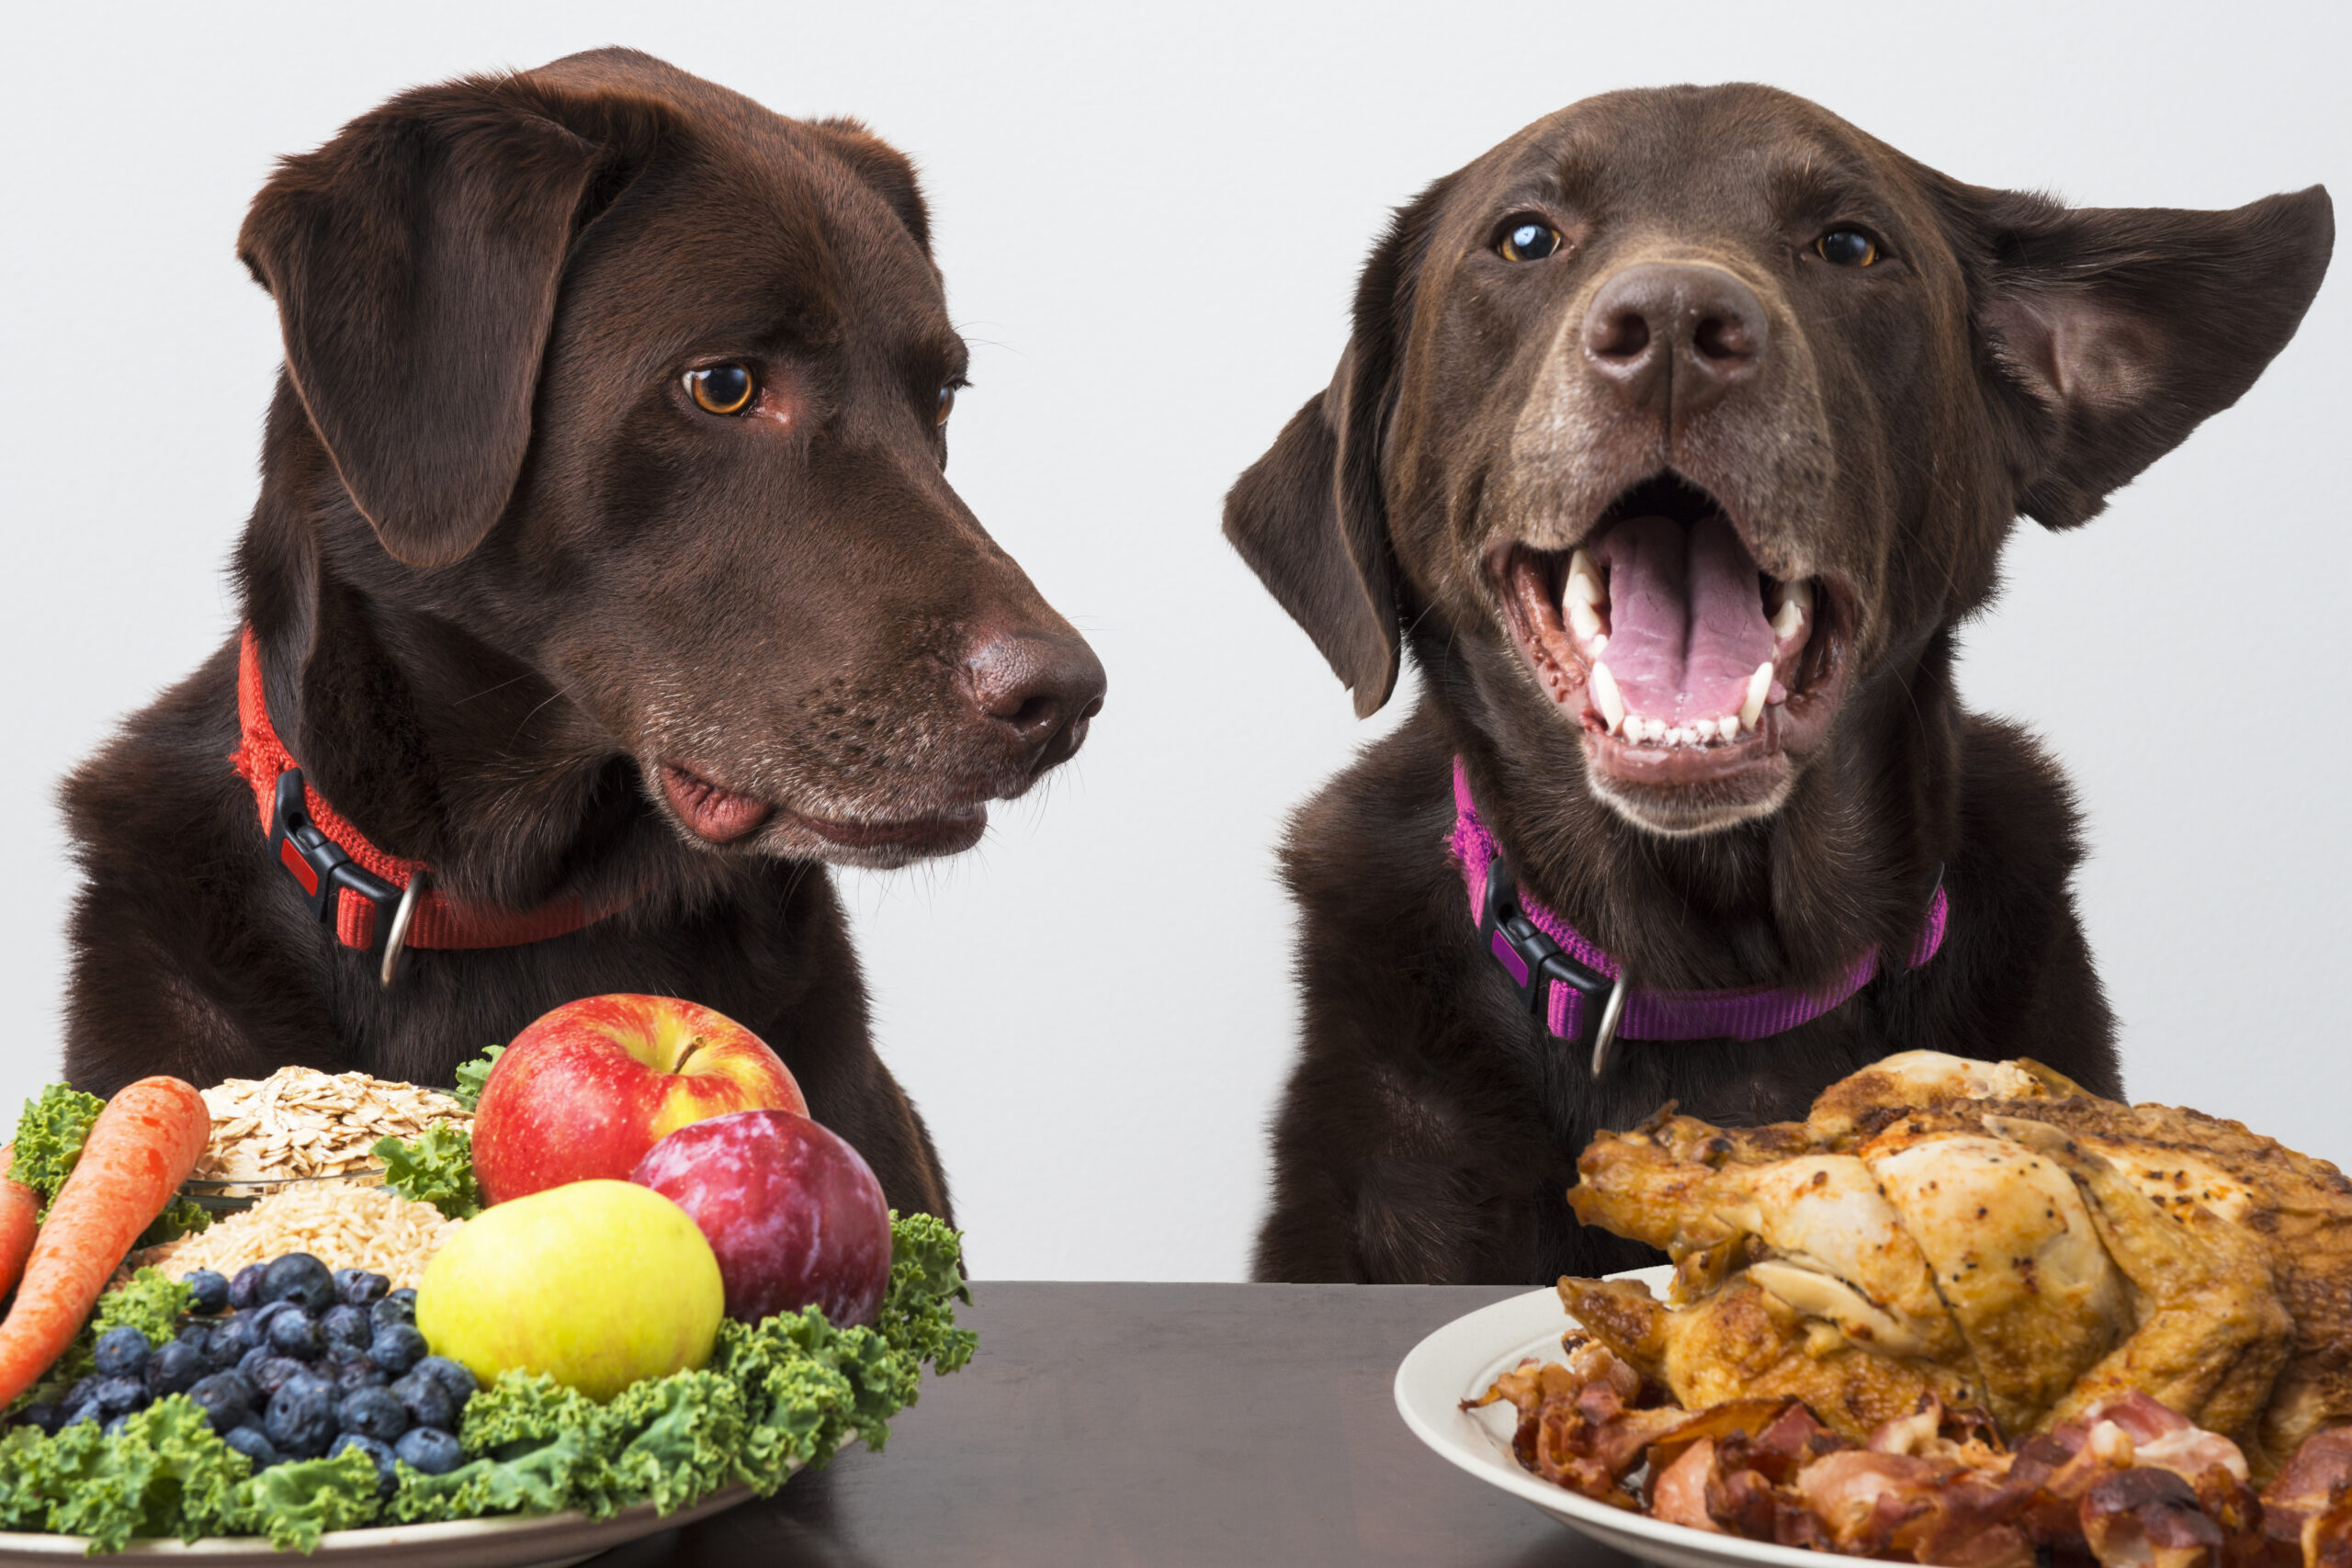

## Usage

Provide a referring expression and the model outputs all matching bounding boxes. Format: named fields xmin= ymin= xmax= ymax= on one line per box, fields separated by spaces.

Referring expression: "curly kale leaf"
xmin=604 ymin=1370 xmax=748 ymax=1515
xmin=450 ymin=1044 xmax=504 ymax=1112
xmin=220 ymin=1448 xmax=382 ymax=1551
xmin=371 ymin=1126 xmax=481 ymax=1220
xmin=0 ymin=1396 xmax=255 ymax=1551
xmin=7 ymin=1085 xmax=105 ymax=1216
xmin=94 ymin=1269 xmax=196 ymax=1344
xmin=877 ymin=1211 xmax=978 ymax=1377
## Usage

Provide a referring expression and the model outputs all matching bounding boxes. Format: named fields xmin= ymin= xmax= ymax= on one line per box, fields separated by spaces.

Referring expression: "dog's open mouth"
xmin=1498 ymin=475 xmax=1849 ymax=815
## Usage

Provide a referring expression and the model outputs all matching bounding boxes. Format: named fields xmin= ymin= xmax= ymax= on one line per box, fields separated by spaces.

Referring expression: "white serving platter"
xmin=1395 ymin=1267 xmax=1875 ymax=1568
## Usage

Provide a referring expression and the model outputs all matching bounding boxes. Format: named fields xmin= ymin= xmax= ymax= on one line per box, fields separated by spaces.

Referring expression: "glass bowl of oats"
xmin=181 ymin=1066 xmax=470 ymax=1214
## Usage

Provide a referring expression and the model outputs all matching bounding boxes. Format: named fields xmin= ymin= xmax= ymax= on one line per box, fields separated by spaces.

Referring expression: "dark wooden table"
xmin=594 ymin=1282 xmax=1631 ymax=1568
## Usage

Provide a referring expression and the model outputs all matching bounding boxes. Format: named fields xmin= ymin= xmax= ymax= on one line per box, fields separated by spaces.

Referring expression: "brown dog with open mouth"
xmin=58 ymin=50 xmax=1105 ymax=1220
xmin=1227 ymin=85 xmax=2330 ymax=1283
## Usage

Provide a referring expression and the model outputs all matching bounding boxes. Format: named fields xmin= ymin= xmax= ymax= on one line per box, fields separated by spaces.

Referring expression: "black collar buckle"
xmin=1477 ymin=858 xmax=1630 ymax=1076
xmin=267 ymin=768 xmax=410 ymax=981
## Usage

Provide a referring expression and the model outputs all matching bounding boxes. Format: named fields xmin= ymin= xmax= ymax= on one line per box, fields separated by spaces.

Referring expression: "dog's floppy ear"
xmin=1951 ymin=180 xmax=2333 ymax=529
xmin=1224 ymin=187 xmax=1448 ymax=719
xmin=809 ymin=118 xmax=933 ymax=255
xmin=238 ymin=74 xmax=662 ymax=567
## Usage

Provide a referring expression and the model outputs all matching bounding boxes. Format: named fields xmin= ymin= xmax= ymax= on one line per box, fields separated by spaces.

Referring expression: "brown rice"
xmin=129 ymin=1183 xmax=463 ymax=1289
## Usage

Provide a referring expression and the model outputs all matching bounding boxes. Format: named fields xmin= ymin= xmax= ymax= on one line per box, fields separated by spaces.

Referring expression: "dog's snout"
xmin=963 ymin=629 xmax=1107 ymax=772
xmin=1582 ymin=262 xmax=1769 ymax=420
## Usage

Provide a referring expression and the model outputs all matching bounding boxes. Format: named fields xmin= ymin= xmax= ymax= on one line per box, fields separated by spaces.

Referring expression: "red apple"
xmin=630 ymin=1110 xmax=892 ymax=1327
xmin=472 ymin=995 xmax=807 ymax=1205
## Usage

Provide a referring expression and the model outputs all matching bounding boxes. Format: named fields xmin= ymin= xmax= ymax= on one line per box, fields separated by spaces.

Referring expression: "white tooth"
xmin=1664 ymin=727 xmax=1687 ymax=747
xmin=1739 ymin=662 xmax=1772 ymax=732
xmin=1589 ymin=661 xmax=1625 ymax=734
xmin=1566 ymin=596 xmax=1603 ymax=641
xmin=1591 ymin=633 xmax=1608 ymax=653
xmin=1770 ymin=580 xmax=1813 ymax=641
xmin=1642 ymin=716 xmax=1668 ymax=743
xmin=1566 ymin=549 xmax=1605 ymax=606
xmin=1717 ymin=716 xmax=1740 ymax=742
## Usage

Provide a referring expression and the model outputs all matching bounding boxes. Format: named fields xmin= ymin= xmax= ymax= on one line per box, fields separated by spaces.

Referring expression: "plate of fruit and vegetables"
xmin=0 ymin=996 xmax=974 ymax=1561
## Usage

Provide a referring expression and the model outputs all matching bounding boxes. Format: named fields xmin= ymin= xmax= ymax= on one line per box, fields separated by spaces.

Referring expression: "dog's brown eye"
xmin=1499 ymin=220 xmax=1564 ymax=263
xmin=935 ymin=385 xmax=956 ymax=425
xmin=1814 ymin=229 xmax=1879 ymax=267
xmin=686 ymin=364 xmax=756 ymax=415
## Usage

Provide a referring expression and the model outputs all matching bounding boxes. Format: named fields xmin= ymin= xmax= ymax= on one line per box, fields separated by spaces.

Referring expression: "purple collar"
xmin=1448 ymin=757 xmax=1948 ymax=1075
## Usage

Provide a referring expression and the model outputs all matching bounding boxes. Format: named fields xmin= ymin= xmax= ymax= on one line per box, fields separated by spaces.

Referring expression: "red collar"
xmin=229 ymin=626 xmax=624 ymax=980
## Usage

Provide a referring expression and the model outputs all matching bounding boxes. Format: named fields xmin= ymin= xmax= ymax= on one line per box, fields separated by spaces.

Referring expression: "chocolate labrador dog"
xmin=1227 ymin=85 xmax=2330 ymax=1283
xmin=60 ymin=49 xmax=1104 ymax=1221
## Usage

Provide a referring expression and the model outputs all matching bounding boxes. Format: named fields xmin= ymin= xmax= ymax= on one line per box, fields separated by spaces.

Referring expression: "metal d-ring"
xmin=1589 ymin=971 xmax=1630 ymax=1078
xmin=379 ymin=875 xmax=422 ymax=989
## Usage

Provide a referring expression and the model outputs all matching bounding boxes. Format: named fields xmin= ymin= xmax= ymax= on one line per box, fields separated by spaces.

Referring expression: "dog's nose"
xmin=1582 ymin=262 xmax=1769 ymax=420
xmin=963 ymin=629 xmax=1107 ymax=773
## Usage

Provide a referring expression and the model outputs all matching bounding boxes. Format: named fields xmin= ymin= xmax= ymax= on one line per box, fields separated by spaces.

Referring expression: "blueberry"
xmin=60 ymin=1401 xmax=102 ymax=1428
xmin=176 ymin=1320 xmax=213 ymax=1356
xmin=264 ymin=1372 xmax=337 ymax=1459
xmin=332 ymin=1358 xmax=389 ymax=1398
xmin=102 ymin=1413 xmax=133 ymax=1438
xmin=187 ymin=1371 xmax=255 ymax=1433
xmin=267 ymin=1310 xmax=322 ymax=1360
xmin=250 ymin=1355 xmax=310 ymax=1400
xmin=369 ymin=1293 xmax=415 ymax=1332
xmin=261 ymin=1254 xmax=336 ymax=1314
xmin=334 ymin=1269 xmax=391 ymax=1307
xmin=369 ymin=1323 xmax=427 ymax=1375
xmin=17 ymin=1403 xmax=60 ymax=1435
xmin=150 ymin=1340 xmax=206 ymax=1395
xmin=393 ymin=1425 xmax=463 ymax=1476
xmin=320 ymin=1304 xmax=372 ymax=1355
xmin=228 ymin=1264 xmax=267 ymax=1310
xmin=329 ymin=1431 xmax=400 ymax=1498
xmin=386 ymin=1287 xmax=416 ymax=1315
xmin=390 ymin=1370 xmax=453 ymax=1432
xmin=413 ymin=1356 xmax=477 ymax=1407
xmin=93 ymin=1325 xmax=152 ymax=1380
xmin=206 ymin=1313 xmax=260 ymax=1370
xmin=222 ymin=1424 xmax=279 ymax=1469
xmin=338 ymin=1384 xmax=408 ymax=1441
xmin=62 ymin=1376 xmax=98 ymax=1409
xmin=93 ymin=1376 xmax=147 ymax=1416
xmin=182 ymin=1269 xmax=232 ymax=1315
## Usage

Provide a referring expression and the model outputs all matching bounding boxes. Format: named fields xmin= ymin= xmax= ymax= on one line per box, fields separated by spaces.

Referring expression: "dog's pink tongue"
xmin=1592 ymin=515 xmax=1775 ymax=724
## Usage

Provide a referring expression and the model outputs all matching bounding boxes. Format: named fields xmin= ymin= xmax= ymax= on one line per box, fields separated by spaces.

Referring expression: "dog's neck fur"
xmin=231 ymin=381 xmax=764 ymax=920
xmin=1430 ymin=625 xmax=1962 ymax=995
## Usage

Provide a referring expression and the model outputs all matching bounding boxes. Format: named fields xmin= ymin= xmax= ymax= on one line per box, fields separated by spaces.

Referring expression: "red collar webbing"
xmin=230 ymin=626 xmax=623 ymax=968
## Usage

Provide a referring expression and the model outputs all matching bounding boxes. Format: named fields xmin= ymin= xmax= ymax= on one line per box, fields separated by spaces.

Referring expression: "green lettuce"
xmin=7 ymin=1085 xmax=104 ymax=1212
xmin=449 ymin=1045 xmax=504 ymax=1112
xmin=371 ymin=1126 xmax=481 ymax=1220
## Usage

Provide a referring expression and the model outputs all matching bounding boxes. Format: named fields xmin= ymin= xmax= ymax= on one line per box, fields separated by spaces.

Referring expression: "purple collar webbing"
xmin=1448 ymin=757 xmax=1947 ymax=1047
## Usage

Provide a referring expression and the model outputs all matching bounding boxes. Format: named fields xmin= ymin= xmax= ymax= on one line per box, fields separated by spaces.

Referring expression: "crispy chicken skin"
xmin=1562 ymin=1053 xmax=2352 ymax=1477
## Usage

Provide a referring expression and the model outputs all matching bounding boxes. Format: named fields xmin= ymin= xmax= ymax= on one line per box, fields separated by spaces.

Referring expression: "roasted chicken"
xmin=1559 ymin=1053 xmax=2352 ymax=1478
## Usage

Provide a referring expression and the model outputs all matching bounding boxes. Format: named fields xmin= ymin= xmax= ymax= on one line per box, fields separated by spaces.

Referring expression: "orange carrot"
xmin=0 ymin=1078 xmax=209 ymax=1405
xmin=0 ymin=1145 xmax=38 ymax=1303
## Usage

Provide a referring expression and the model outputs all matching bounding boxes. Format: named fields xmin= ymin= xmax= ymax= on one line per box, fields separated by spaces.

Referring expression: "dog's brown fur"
xmin=61 ymin=50 xmax=1108 ymax=1222
xmin=1227 ymin=85 xmax=2331 ymax=1283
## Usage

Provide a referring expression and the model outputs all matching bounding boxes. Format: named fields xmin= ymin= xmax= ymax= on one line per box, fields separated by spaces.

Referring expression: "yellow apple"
xmin=416 ymin=1179 xmax=723 ymax=1401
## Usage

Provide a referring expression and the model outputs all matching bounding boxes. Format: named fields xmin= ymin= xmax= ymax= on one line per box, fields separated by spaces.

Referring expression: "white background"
xmin=1 ymin=1 xmax=2344 ymax=1280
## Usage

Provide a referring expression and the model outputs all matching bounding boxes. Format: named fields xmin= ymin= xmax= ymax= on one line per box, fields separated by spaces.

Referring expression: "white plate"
xmin=0 ymin=1476 xmax=768 ymax=1564
xmin=1395 ymin=1267 xmax=1869 ymax=1568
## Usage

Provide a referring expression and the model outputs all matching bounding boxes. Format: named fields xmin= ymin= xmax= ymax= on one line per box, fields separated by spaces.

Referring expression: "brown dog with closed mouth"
xmin=59 ymin=49 xmax=1105 ymax=1220
xmin=1227 ymin=85 xmax=2331 ymax=1284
